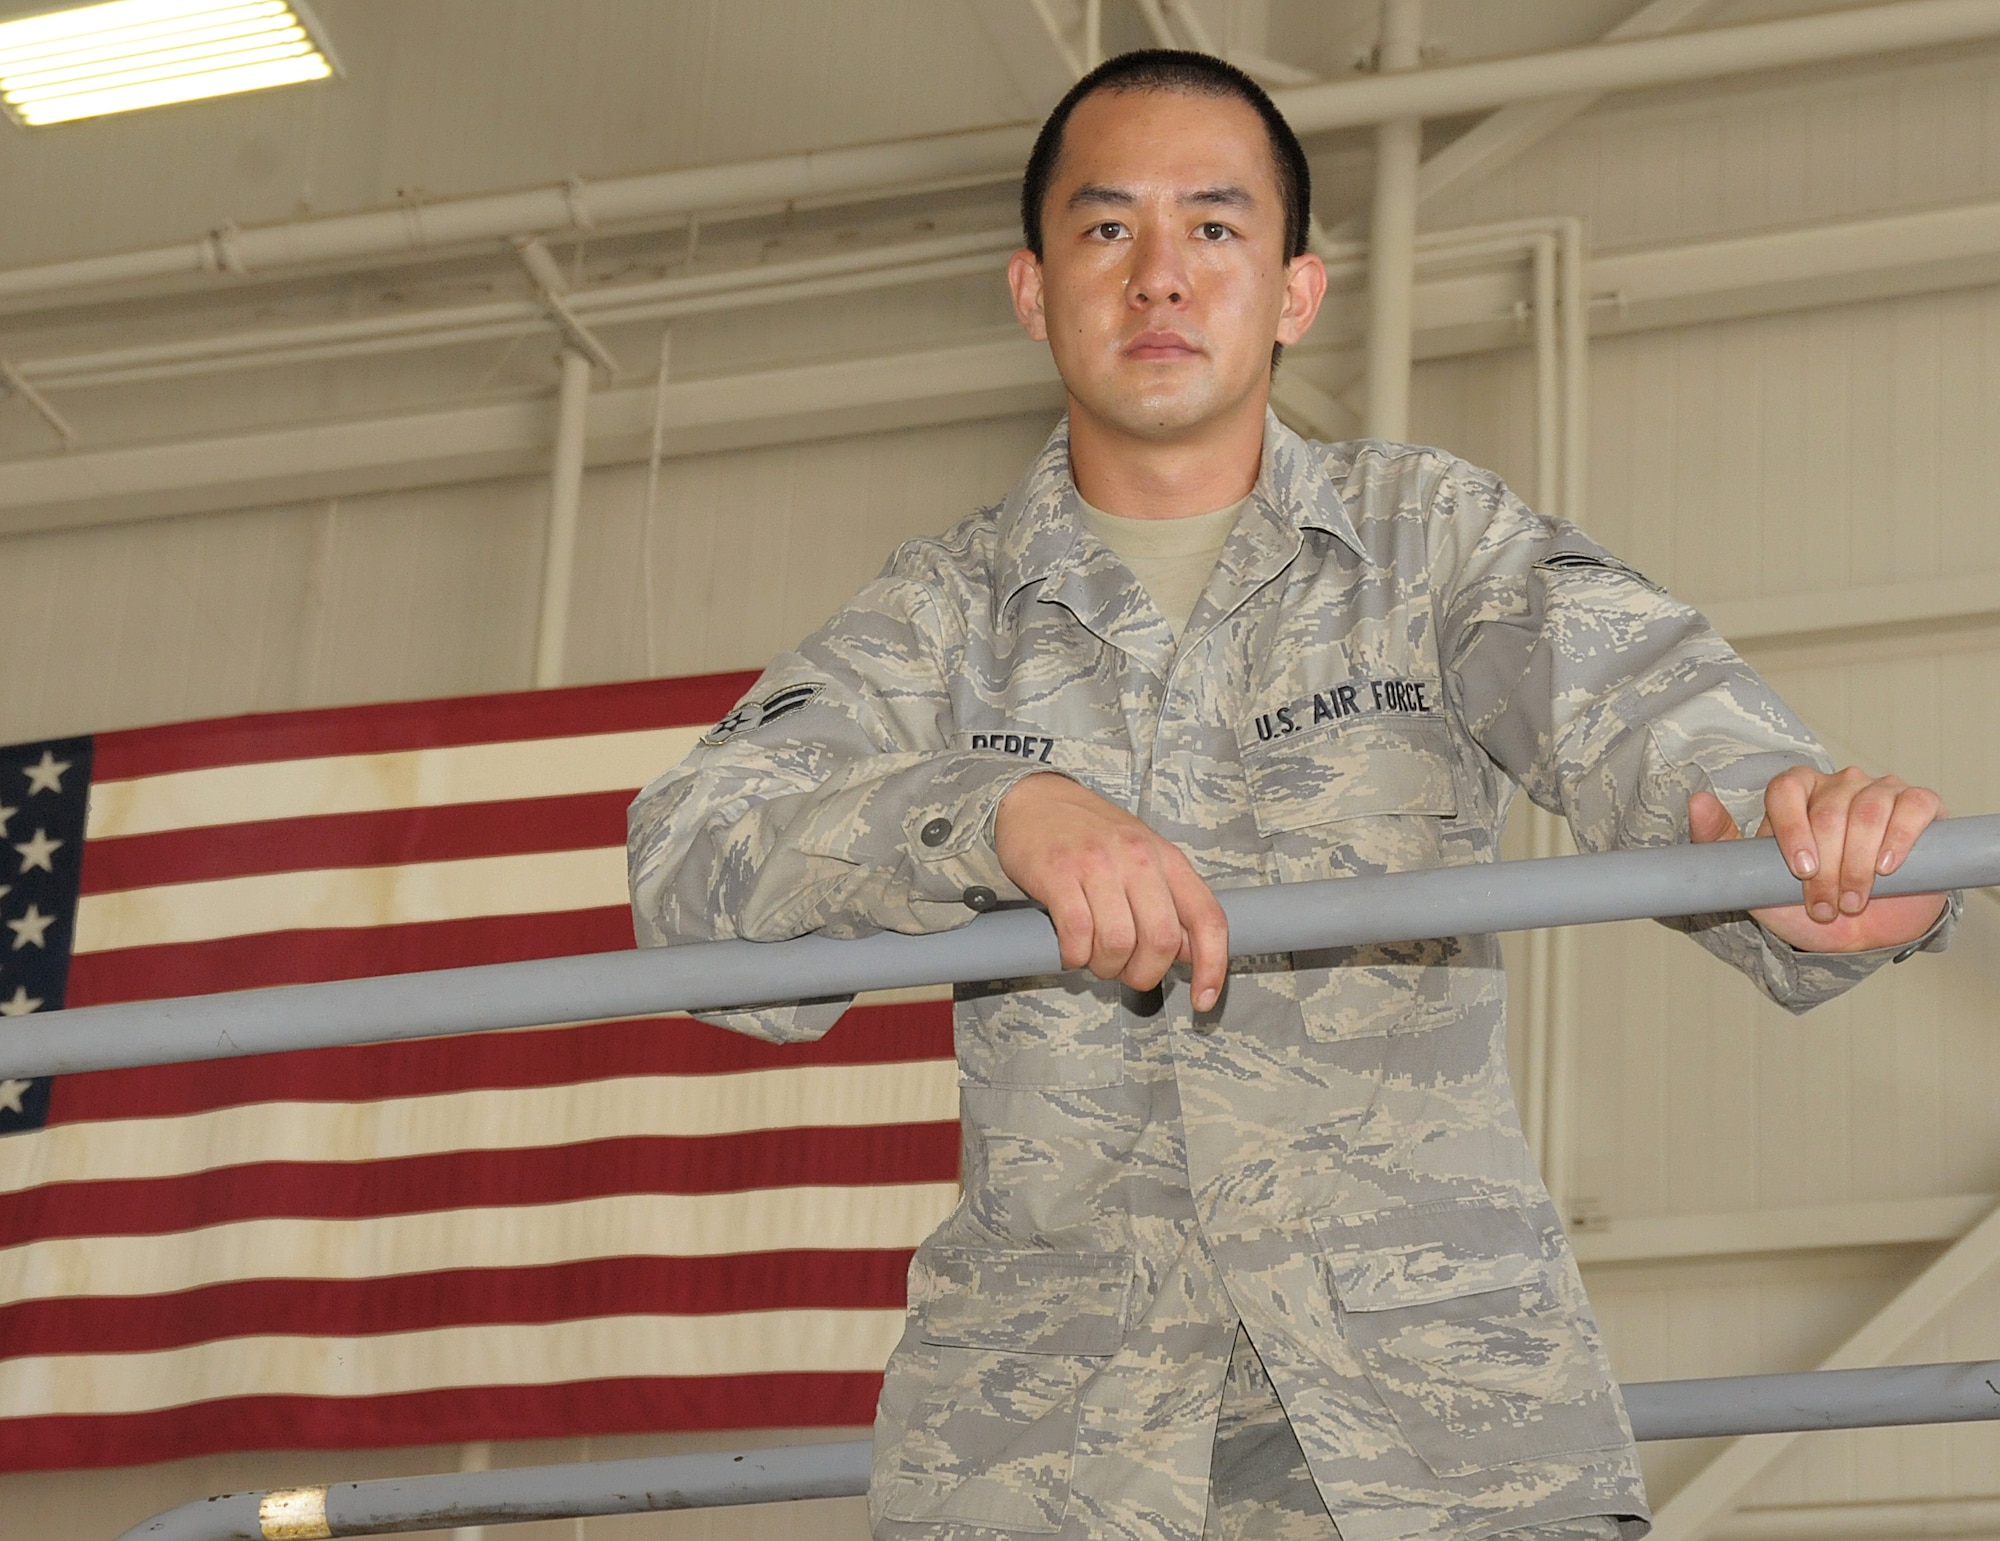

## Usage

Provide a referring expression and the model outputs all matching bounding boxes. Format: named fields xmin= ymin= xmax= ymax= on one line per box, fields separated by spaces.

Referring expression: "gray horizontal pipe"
xmin=1622 ymin=1360 xmax=2000 ymax=1441
xmin=117 ymin=1362 xmax=2000 ymax=1539
xmin=14 ymin=814 xmax=1998 ymax=1082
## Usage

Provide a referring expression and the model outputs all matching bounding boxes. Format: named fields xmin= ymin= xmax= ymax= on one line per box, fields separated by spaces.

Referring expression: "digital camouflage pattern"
xmin=628 ymin=414 xmax=1955 ymax=1541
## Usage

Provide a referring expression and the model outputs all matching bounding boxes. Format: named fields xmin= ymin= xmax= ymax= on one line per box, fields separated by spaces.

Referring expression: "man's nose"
xmin=1127 ymin=230 xmax=1189 ymax=306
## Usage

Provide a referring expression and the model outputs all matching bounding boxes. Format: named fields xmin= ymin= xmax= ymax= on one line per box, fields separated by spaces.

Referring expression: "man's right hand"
xmin=995 ymin=772 xmax=1229 ymax=1010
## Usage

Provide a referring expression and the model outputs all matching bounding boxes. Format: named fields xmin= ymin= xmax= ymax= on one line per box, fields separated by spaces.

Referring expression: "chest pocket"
xmin=1240 ymin=714 xmax=1462 ymax=1041
xmin=952 ymin=737 xmax=1137 ymax=1088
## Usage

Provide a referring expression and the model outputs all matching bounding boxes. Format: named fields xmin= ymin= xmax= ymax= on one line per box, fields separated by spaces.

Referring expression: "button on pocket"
xmin=1320 ymin=1199 xmax=1626 ymax=1477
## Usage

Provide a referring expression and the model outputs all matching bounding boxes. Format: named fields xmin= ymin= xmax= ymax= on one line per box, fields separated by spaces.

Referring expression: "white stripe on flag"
xmin=0 ymin=1060 xmax=961 ymax=1193
xmin=85 ymin=725 xmax=707 ymax=839
xmin=72 ymin=845 xmax=631 ymax=952
xmin=0 ymin=1184 xmax=962 ymax=1305
xmin=0 ymin=1308 xmax=909 ymax=1418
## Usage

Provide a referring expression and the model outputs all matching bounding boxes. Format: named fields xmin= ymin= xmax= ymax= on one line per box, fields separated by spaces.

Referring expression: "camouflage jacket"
xmin=628 ymin=414 xmax=1954 ymax=1541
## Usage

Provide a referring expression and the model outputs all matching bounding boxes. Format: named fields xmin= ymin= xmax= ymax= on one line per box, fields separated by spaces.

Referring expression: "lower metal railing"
xmin=117 ymin=1361 xmax=2000 ymax=1538
xmin=53 ymin=818 xmax=2000 ymax=1539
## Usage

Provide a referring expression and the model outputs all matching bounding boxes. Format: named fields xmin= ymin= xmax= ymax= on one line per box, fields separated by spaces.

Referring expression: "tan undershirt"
xmin=1079 ymin=496 xmax=1247 ymax=640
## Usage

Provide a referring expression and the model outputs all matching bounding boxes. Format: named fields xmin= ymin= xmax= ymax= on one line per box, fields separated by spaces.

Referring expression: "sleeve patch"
xmin=1534 ymin=550 xmax=1662 ymax=592
xmin=701 ymin=683 xmax=825 ymax=745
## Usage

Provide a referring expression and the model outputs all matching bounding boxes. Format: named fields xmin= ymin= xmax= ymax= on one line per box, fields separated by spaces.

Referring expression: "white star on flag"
xmin=0 ymin=986 xmax=41 ymax=1016
xmin=0 ymin=801 xmax=15 ymax=837
xmin=14 ymin=828 xmax=60 ymax=875
xmin=7 ymin=903 xmax=52 ymax=950
xmin=0 ymin=1079 xmax=29 ymax=1115
xmin=22 ymin=751 xmax=70 ymax=795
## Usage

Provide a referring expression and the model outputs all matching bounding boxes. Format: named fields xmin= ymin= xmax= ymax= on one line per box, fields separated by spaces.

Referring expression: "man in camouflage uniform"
xmin=628 ymin=50 xmax=1955 ymax=1541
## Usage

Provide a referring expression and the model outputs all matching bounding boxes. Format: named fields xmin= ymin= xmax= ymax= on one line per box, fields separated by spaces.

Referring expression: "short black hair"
xmin=1020 ymin=49 xmax=1312 ymax=262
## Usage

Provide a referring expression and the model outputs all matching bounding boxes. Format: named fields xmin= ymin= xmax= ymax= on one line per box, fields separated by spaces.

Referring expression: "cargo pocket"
xmin=881 ymin=1248 xmax=1131 ymax=1532
xmin=1321 ymin=1200 xmax=1626 ymax=1477
xmin=1240 ymin=716 xmax=1460 ymax=1041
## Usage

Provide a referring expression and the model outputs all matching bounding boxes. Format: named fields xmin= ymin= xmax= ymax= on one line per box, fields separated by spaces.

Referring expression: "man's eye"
xmin=1092 ymin=221 xmax=1126 ymax=240
xmin=1197 ymin=222 xmax=1231 ymax=240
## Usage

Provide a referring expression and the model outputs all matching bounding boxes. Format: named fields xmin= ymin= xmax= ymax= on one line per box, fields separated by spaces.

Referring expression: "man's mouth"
xmin=1123 ymin=331 xmax=1202 ymax=362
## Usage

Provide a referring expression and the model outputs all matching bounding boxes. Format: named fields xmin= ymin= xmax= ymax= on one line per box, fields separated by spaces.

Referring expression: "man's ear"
xmin=1007 ymin=248 xmax=1049 ymax=342
xmin=1276 ymin=251 xmax=1328 ymax=347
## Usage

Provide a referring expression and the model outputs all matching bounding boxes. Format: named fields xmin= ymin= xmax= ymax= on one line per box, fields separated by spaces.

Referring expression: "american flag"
xmin=0 ymin=675 xmax=959 ymax=1470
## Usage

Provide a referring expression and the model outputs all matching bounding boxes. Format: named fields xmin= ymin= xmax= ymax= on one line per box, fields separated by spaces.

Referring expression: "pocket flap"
xmin=1323 ymin=1202 xmax=1548 ymax=1311
xmin=920 ymin=1248 xmax=1131 ymax=1356
xmin=1244 ymin=716 xmax=1457 ymax=836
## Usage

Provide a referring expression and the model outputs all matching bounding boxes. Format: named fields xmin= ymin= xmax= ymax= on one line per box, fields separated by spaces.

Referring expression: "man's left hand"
xmin=1689 ymin=768 xmax=1948 ymax=953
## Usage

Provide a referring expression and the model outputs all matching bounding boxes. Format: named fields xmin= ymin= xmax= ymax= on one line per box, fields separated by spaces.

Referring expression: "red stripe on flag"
xmin=80 ymin=793 xmax=636 ymax=894
xmin=0 ymin=1373 xmax=885 ymax=1472
xmin=0 ymin=1125 xmax=960 ymax=1242
xmin=47 ymin=1004 xmax=954 ymax=1124
xmin=64 ymin=908 xmax=638 ymax=1004
xmin=0 ymin=1252 xmax=916 ymax=1359
xmin=90 ymin=673 xmax=760 ymax=781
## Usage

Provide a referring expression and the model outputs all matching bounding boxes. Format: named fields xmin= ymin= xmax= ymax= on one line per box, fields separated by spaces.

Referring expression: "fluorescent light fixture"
xmin=0 ymin=0 xmax=335 ymax=126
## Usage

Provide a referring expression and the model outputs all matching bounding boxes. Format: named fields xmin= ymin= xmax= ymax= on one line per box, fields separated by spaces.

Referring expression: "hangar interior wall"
xmin=4 ymin=17 xmax=2000 ymax=1541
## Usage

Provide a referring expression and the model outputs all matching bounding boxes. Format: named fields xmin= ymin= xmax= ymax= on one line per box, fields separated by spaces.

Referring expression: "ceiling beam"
xmin=3 ymin=1 xmax=1999 ymax=315
xmin=1324 ymin=0 xmax=1728 ymax=241
xmin=0 ymin=338 xmax=1062 ymax=537
xmin=1416 ymin=0 xmax=1726 ymax=207
xmin=14 ymin=190 xmax=2000 ymax=536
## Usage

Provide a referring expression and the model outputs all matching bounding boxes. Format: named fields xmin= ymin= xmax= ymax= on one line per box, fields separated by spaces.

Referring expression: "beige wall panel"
xmin=0 ymin=411 xmax=1056 ymax=748
xmin=560 ymin=409 xmax=1058 ymax=684
xmin=0 ymin=502 xmax=322 ymax=747
xmin=1416 ymin=283 xmax=2000 ymax=621
xmin=289 ymin=477 xmax=548 ymax=709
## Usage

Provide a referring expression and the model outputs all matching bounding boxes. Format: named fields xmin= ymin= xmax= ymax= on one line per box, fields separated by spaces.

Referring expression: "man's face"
xmin=1009 ymin=88 xmax=1324 ymax=445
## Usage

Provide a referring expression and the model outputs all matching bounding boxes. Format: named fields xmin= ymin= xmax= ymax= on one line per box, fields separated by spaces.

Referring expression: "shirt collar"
xmin=994 ymin=408 xmax=1367 ymax=608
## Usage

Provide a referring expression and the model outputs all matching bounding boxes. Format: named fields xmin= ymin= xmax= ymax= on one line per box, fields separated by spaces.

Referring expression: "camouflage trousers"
xmin=1202 ymin=1327 xmax=1626 ymax=1541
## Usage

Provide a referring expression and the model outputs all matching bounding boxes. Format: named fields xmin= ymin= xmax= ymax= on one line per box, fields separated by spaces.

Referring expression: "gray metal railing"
xmin=115 ymin=1362 xmax=2000 ymax=1539
xmin=8 ymin=814 xmax=1997 ymax=1081
xmin=70 ymin=818 xmax=2000 ymax=1539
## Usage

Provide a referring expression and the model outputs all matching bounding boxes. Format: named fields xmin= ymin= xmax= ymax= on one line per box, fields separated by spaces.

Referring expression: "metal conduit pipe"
xmin=14 ymin=228 xmax=1021 ymax=391
xmin=117 ymin=1361 xmax=2000 ymax=1540
xmin=1277 ymin=0 xmax=2000 ymax=133
xmin=2 ymin=1 xmax=1998 ymax=311
xmin=6 ymin=215 xmax=1567 ymax=403
xmin=0 ymin=124 xmax=1041 ymax=308
xmin=3 ymin=815 xmax=1995 ymax=1083
xmin=532 ymin=348 xmax=593 ymax=689
xmin=1363 ymin=0 xmax=1424 ymax=440
xmin=27 ymin=250 xmax=1015 ymax=392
